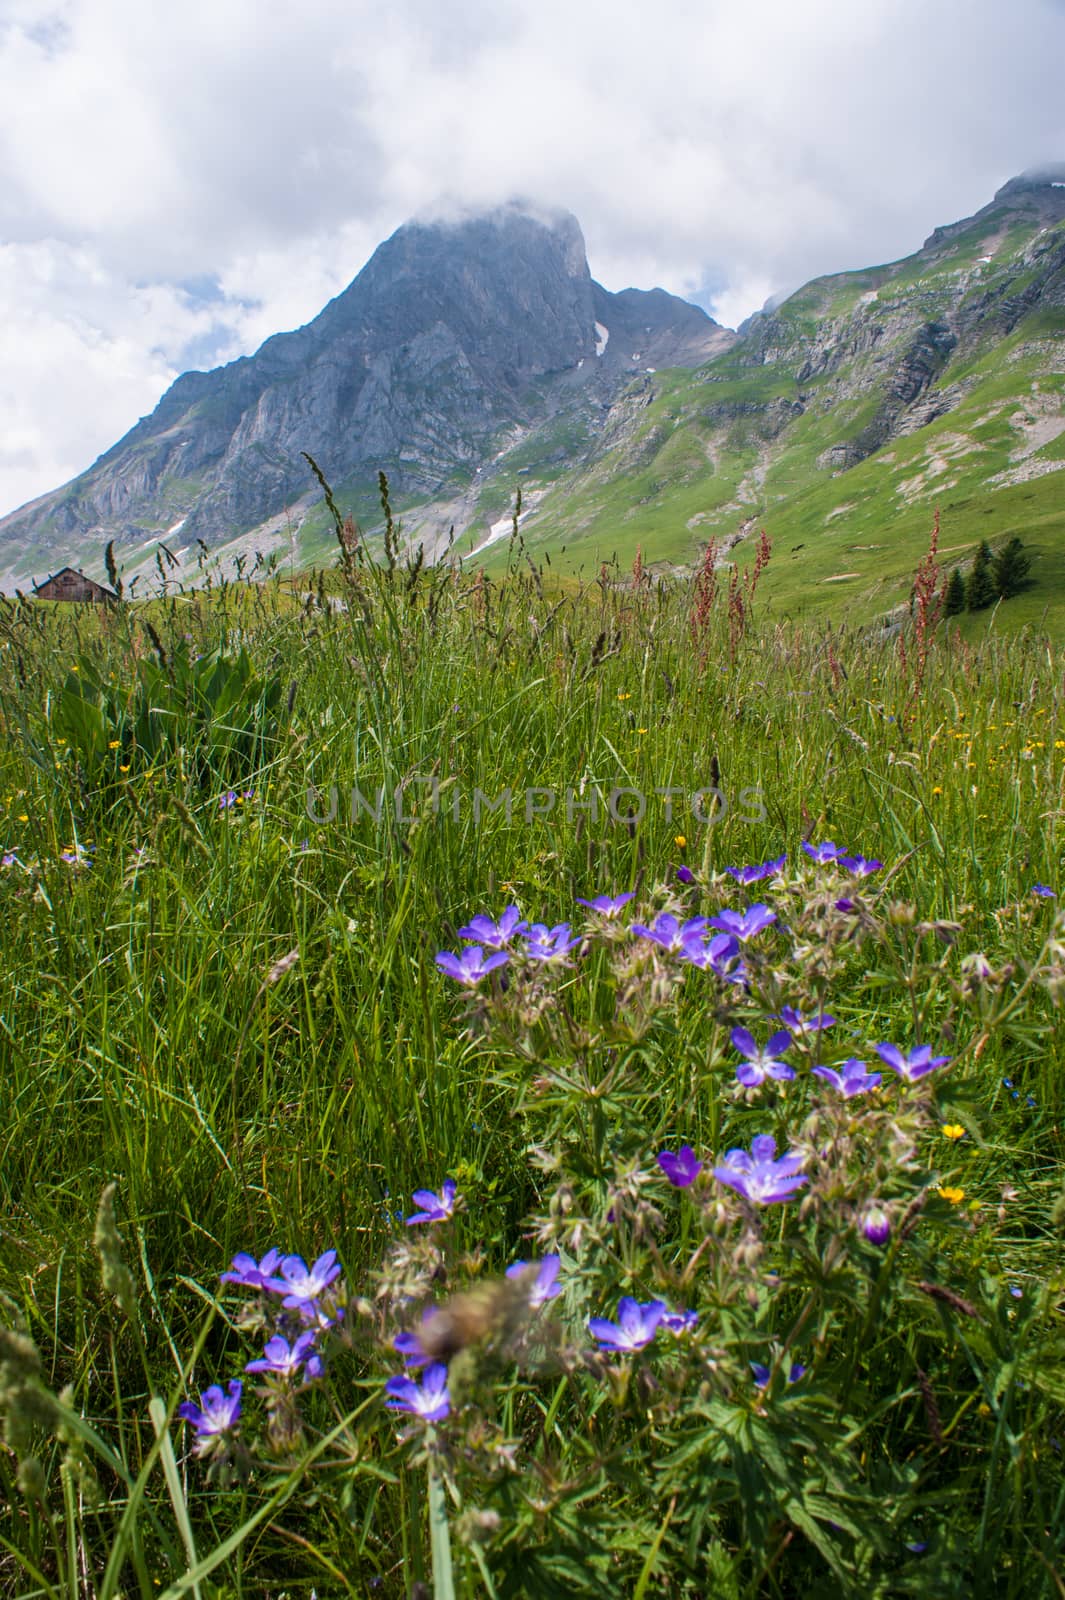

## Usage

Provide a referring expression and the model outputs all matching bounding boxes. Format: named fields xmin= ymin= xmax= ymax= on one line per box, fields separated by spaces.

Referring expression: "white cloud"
xmin=1 ymin=0 xmax=1063 ymax=516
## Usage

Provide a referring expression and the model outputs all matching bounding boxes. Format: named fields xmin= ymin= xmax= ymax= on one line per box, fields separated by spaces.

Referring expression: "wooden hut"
xmin=33 ymin=567 xmax=117 ymax=604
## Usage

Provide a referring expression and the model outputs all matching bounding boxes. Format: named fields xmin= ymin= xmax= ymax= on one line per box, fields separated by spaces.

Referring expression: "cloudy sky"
xmin=1 ymin=0 xmax=1063 ymax=520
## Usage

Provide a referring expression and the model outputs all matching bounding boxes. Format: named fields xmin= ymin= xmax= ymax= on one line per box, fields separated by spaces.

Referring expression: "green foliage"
xmin=0 ymin=551 xmax=1062 ymax=1597
xmin=943 ymin=567 xmax=967 ymax=616
xmin=46 ymin=635 xmax=292 ymax=801
xmin=993 ymin=536 xmax=1033 ymax=600
xmin=966 ymin=541 xmax=998 ymax=611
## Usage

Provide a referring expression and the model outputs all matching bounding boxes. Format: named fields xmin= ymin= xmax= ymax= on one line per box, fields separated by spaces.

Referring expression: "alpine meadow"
xmin=1 ymin=161 xmax=1064 ymax=1600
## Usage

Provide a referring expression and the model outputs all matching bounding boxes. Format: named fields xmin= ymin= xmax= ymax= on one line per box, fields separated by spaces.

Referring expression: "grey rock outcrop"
xmin=0 ymin=204 xmax=732 ymax=561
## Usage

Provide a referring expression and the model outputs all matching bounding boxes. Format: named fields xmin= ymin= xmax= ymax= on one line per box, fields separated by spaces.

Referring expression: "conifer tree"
xmin=944 ymin=567 xmax=966 ymax=616
xmin=993 ymin=536 xmax=1032 ymax=599
xmin=966 ymin=541 xmax=997 ymax=611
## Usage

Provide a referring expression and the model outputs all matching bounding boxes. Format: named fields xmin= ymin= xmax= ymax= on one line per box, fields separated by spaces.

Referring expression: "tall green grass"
xmin=0 ymin=536 xmax=1062 ymax=1594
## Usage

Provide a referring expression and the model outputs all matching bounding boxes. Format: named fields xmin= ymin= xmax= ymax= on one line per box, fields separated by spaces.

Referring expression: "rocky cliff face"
xmin=0 ymin=203 xmax=732 ymax=577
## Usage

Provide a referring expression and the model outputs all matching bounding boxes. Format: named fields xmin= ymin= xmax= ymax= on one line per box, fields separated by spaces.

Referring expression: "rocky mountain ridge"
xmin=0 ymin=204 xmax=732 ymax=586
xmin=3 ymin=171 xmax=1064 ymax=611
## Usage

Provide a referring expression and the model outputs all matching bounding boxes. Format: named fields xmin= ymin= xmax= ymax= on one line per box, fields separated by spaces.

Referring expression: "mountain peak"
xmin=995 ymin=163 xmax=1065 ymax=198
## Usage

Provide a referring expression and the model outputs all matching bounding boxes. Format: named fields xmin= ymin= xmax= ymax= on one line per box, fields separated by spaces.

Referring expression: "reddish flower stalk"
xmin=744 ymin=529 xmax=772 ymax=602
xmin=904 ymin=508 xmax=946 ymax=708
xmin=689 ymin=540 xmax=719 ymax=659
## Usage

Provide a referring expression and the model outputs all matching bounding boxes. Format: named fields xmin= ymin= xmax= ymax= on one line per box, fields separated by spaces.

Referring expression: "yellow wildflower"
xmin=937 ymin=1186 xmax=966 ymax=1204
xmin=674 ymin=835 xmax=687 ymax=848
xmin=109 ymin=740 xmax=121 ymax=750
xmin=941 ymin=1124 xmax=966 ymax=1141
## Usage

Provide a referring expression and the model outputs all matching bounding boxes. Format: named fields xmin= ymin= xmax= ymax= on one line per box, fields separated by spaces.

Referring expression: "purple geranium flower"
xmin=861 ymin=1203 xmax=892 ymax=1245
xmin=522 ymin=922 xmax=582 ymax=961
xmin=178 ymin=1379 xmax=242 ymax=1447
xmin=385 ymin=1362 xmax=451 ymax=1422
xmin=220 ymin=1248 xmax=283 ymax=1290
xmin=725 ymin=854 xmax=786 ymax=885
xmin=406 ymin=1179 xmax=457 ymax=1226
xmin=630 ymin=912 xmax=709 ymax=953
xmin=679 ymin=932 xmax=743 ymax=979
xmin=576 ymin=892 xmax=635 ymax=917
xmin=1032 ymin=884 xmax=1056 ymax=898
xmin=801 ymin=840 xmax=846 ymax=865
xmin=505 ymin=1255 xmax=562 ymax=1307
xmin=296 ymin=1299 xmax=345 ymax=1333
xmin=456 ymin=906 xmax=527 ymax=947
xmin=435 ymin=945 xmax=509 ymax=985
xmin=874 ymin=1042 xmax=952 ymax=1083
xmin=707 ymin=904 xmax=777 ymax=942
xmin=730 ymin=1026 xmax=795 ymax=1087
xmin=245 ymin=1332 xmax=323 ymax=1380
xmin=675 ymin=865 xmax=695 ymax=885
xmin=661 ymin=1308 xmax=699 ymax=1335
xmin=774 ymin=1005 xmax=836 ymax=1037
xmin=270 ymin=1250 xmax=342 ymax=1307
xmin=712 ymin=1134 xmax=807 ymax=1204
xmin=588 ymin=1297 xmax=667 ymax=1352
xmin=839 ymin=854 xmax=883 ymax=877
xmin=1 ymin=852 xmax=18 ymax=868
xmin=657 ymin=1144 xmax=703 ymax=1187
xmin=812 ymin=1057 xmax=882 ymax=1097
xmin=393 ymin=1307 xmax=440 ymax=1368
xmin=750 ymin=1361 xmax=806 ymax=1387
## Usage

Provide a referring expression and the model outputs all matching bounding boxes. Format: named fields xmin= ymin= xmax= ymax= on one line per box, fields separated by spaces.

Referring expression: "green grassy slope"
xmin=458 ymin=210 xmax=1065 ymax=636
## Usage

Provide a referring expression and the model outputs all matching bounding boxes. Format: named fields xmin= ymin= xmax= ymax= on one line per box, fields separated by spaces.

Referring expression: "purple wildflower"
xmin=576 ymin=892 xmax=635 ymax=917
xmin=1 ymin=852 xmax=17 ymax=868
xmin=874 ymin=1042 xmax=952 ymax=1083
xmin=406 ymin=1179 xmax=457 ymax=1226
xmin=245 ymin=1332 xmax=323 ymax=1380
xmin=587 ymin=1297 xmax=667 ymax=1352
xmin=801 ymin=840 xmax=847 ymax=865
xmin=220 ymin=1248 xmax=283 ymax=1290
xmin=811 ymin=1057 xmax=882 ymax=1097
xmin=774 ymin=1005 xmax=836 ymax=1036
xmin=456 ymin=906 xmax=527 ymax=947
xmin=522 ymin=922 xmax=582 ymax=962
xmin=661 ymin=1308 xmax=699 ymax=1335
xmin=712 ymin=1134 xmax=807 ymax=1204
xmin=296 ymin=1299 xmax=345 ymax=1333
xmin=1032 ymin=884 xmax=1056 ymax=898
xmin=434 ymin=945 xmax=509 ymax=985
xmin=270 ymin=1250 xmax=342 ymax=1307
xmin=750 ymin=1361 xmax=806 ymax=1387
xmin=505 ymin=1255 xmax=562 ymax=1307
xmin=707 ymin=904 xmax=777 ymax=941
xmin=675 ymin=865 xmax=695 ymax=885
xmin=630 ymin=912 xmax=709 ymax=953
xmin=729 ymin=1026 xmax=795 ymax=1087
xmin=679 ymin=932 xmax=743 ymax=980
xmin=839 ymin=854 xmax=883 ymax=877
xmin=385 ymin=1362 xmax=451 ymax=1422
xmin=656 ymin=1145 xmax=703 ymax=1187
xmin=59 ymin=844 xmax=93 ymax=867
xmin=393 ymin=1308 xmax=440 ymax=1368
xmin=178 ymin=1379 xmax=242 ymax=1449
xmin=860 ymin=1203 xmax=892 ymax=1246
xmin=725 ymin=854 xmax=786 ymax=885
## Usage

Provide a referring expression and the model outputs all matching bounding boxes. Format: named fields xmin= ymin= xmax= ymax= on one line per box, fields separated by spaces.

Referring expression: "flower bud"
xmin=861 ymin=1203 xmax=891 ymax=1246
